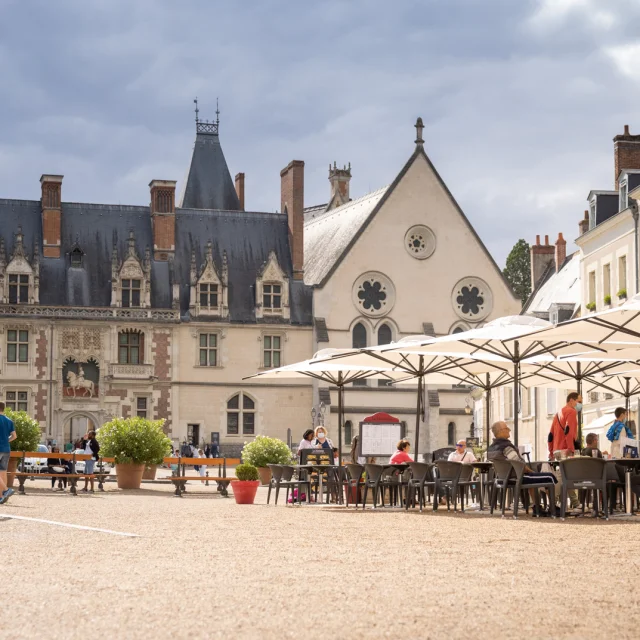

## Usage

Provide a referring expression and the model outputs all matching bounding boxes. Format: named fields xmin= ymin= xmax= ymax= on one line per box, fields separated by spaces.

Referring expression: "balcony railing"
xmin=0 ymin=304 xmax=180 ymax=322
xmin=108 ymin=363 xmax=155 ymax=379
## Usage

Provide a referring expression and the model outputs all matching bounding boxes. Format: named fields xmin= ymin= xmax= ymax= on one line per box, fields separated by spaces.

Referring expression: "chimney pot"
xmin=235 ymin=173 xmax=245 ymax=210
xmin=544 ymin=234 xmax=549 ymax=245
xmin=149 ymin=180 xmax=177 ymax=260
xmin=41 ymin=175 xmax=64 ymax=258
xmin=327 ymin=161 xmax=352 ymax=210
xmin=535 ymin=234 xmax=540 ymax=245
xmin=625 ymin=124 xmax=630 ymax=135
xmin=555 ymin=231 xmax=567 ymax=272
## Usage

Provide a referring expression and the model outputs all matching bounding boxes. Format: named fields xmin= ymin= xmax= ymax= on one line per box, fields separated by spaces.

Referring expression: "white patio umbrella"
xmin=244 ymin=349 xmax=406 ymax=465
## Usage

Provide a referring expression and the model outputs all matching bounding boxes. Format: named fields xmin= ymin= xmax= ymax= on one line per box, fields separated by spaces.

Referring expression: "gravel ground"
xmin=3 ymin=478 xmax=640 ymax=640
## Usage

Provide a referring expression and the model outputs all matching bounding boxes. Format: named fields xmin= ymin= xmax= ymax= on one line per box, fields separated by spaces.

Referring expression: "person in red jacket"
xmin=548 ymin=392 xmax=582 ymax=459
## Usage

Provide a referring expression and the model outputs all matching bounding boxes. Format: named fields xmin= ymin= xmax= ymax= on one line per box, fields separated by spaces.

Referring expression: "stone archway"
xmin=62 ymin=411 xmax=100 ymax=450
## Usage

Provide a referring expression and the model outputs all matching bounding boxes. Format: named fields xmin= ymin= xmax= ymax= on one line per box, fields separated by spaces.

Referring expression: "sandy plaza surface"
xmin=3 ymin=478 xmax=640 ymax=640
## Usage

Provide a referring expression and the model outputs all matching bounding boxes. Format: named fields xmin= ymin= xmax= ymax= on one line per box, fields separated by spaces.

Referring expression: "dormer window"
xmin=8 ymin=274 xmax=29 ymax=304
xmin=620 ymin=181 xmax=628 ymax=211
xmin=199 ymin=283 xmax=219 ymax=309
xmin=589 ymin=200 xmax=596 ymax=230
xmin=263 ymin=283 xmax=282 ymax=311
xmin=122 ymin=279 xmax=141 ymax=308
xmin=70 ymin=248 xmax=83 ymax=268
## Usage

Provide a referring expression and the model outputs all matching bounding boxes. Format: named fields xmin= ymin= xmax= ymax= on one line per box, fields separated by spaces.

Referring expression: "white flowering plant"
xmin=97 ymin=416 xmax=171 ymax=465
xmin=241 ymin=435 xmax=294 ymax=468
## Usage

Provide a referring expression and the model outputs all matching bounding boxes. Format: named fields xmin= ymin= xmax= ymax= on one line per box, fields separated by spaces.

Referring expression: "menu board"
xmin=359 ymin=422 xmax=404 ymax=457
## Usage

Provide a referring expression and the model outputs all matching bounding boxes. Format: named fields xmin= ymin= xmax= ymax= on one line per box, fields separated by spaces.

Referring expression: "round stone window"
xmin=352 ymin=272 xmax=396 ymax=318
xmin=451 ymin=277 xmax=493 ymax=322
xmin=404 ymin=225 xmax=436 ymax=260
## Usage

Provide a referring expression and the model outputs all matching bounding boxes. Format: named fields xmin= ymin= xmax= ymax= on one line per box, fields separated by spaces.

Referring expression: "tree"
xmin=503 ymin=239 xmax=531 ymax=306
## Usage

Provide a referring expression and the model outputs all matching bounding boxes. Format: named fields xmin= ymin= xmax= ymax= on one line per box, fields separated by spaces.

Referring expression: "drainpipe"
xmin=48 ymin=323 xmax=54 ymax=438
xmin=632 ymin=202 xmax=639 ymax=295
xmin=533 ymin=387 xmax=539 ymax=461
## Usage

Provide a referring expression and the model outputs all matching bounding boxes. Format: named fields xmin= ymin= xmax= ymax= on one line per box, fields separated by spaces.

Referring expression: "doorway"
xmin=65 ymin=415 xmax=96 ymax=449
xmin=187 ymin=424 xmax=200 ymax=446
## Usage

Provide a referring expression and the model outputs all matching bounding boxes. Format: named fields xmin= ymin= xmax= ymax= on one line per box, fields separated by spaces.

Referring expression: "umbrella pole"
xmin=485 ymin=373 xmax=491 ymax=453
xmin=338 ymin=374 xmax=343 ymax=467
xmin=415 ymin=361 xmax=423 ymax=460
xmin=625 ymin=377 xmax=631 ymax=428
xmin=576 ymin=362 xmax=582 ymax=447
xmin=513 ymin=341 xmax=520 ymax=447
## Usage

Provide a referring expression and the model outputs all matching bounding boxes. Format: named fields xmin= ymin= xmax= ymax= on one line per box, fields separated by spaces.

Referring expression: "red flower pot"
xmin=232 ymin=480 xmax=260 ymax=504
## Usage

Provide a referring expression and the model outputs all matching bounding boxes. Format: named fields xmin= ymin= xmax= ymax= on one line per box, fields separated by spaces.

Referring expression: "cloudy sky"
xmin=1 ymin=0 xmax=639 ymax=265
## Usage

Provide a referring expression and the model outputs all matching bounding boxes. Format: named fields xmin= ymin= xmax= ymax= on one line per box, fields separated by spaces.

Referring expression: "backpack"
xmin=180 ymin=443 xmax=192 ymax=458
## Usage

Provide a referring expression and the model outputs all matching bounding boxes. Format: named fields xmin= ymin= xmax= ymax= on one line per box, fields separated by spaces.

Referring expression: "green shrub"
xmin=604 ymin=294 xmax=612 ymax=305
xmin=241 ymin=435 xmax=293 ymax=467
xmin=97 ymin=417 xmax=171 ymax=465
xmin=235 ymin=463 xmax=259 ymax=481
xmin=618 ymin=288 xmax=627 ymax=299
xmin=7 ymin=409 xmax=41 ymax=452
xmin=586 ymin=302 xmax=596 ymax=312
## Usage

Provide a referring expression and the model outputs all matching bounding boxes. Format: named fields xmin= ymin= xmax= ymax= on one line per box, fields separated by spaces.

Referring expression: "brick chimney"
xmin=280 ymin=160 xmax=304 ymax=280
xmin=149 ymin=180 xmax=176 ymax=260
xmin=40 ymin=174 xmax=63 ymax=258
xmin=327 ymin=162 xmax=351 ymax=210
xmin=554 ymin=233 xmax=566 ymax=272
xmin=530 ymin=234 xmax=555 ymax=291
xmin=235 ymin=173 xmax=245 ymax=210
xmin=579 ymin=210 xmax=589 ymax=236
xmin=614 ymin=125 xmax=640 ymax=188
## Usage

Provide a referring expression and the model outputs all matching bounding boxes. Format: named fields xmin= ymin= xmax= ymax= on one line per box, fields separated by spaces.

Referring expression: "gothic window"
xmin=352 ymin=272 xmax=396 ymax=318
xmin=344 ymin=420 xmax=353 ymax=446
xmin=352 ymin=323 xmax=367 ymax=386
xmin=7 ymin=329 xmax=28 ymax=363
xmin=70 ymin=248 xmax=83 ymax=268
xmin=227 ymin=393 xmax=256 ymax=435
xmin=452 ymin=277 xmax=493 ymax=322
xmin=122 ymin=279 xmax=141 ymax=308
xmin=5 ymin=390 xmax=28 ymax=412
xmin=404 ymin=225 xmax=436 ymax=260
xmin=118 ymin=331 xmax=144 ymax=364
xmin=263 ymin=335 xmax=281 ymax=368
xmin=263 ymin=284 xmax=282 ymax=310
xmin=199 ymin=333 xmax=218 ymax=367
xmin=8 ymin=274 xmax=29 ymax=304
xmin=199 ymin=283 xmax=218 ymax=309
xmin=377 ymin=324 xmax=392 ymax=386
xmin=448 ymin=422 xmax=456 ymax=446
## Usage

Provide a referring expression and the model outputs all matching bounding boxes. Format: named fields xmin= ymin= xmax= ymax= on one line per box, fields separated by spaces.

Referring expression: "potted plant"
xmin=231 ymin=463 xmax=260 ymax=504
xmin=241 ymin=435 xmax=294 ymax=485
xmin=586 ymin=302 xmax=596 ymax=312
xmin=604 ymin=294 xmax=612 ymax=306
xmin=97 ymin=417 xmax=171 ymax=490
xmin=7 ymin=408 xmax=41 ymax=487
xmin=618 ymin=288 xmax=627 ymax=300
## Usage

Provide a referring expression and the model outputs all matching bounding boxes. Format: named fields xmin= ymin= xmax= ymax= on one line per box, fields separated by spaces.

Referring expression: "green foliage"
xmin=97 ymin=416 xmax=171 ymax=465
xmin=604 ymin=294 xmax=612 ymax=305
xmin=618 ymin=289 xmax=627 ymax=299
xmin=503 ymin=239 xmax=531 ymax=306
xmin=241 ymin=435 xmax=293 ymax=468
xmin=235 ymin=463 xmax=259 ymax=481
xmin=586 ymin=302 xmax=596 ymax=312
xmin=7 ymin=409 xmax=41 ymax=452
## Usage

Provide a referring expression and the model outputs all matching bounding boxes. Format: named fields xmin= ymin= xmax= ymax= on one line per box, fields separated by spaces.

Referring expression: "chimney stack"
xmin=555 ymin=233 xmax=566 ymax=272
xmin=280 ymin=160 xmax=305 ymax=280
xmin=327 ymin=162 xmax=351 ymax=210
xmin=40 ymin=175 xmax=63 ymax=258
xmin=235 ymin=173 xmax=245 ymax=210
xmin=579 ymin=210 xmax=589 ymax=236
xmin=149 ymin=180 xmax=176 ymax=260
xmin=530 ymin=234 xmax=555 ymax=291
xmin=614 ymin=124 xmax=640 ymax=188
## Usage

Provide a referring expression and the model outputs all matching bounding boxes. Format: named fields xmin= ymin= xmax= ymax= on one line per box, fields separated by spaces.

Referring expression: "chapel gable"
xmin=256 ymin=251 xmax=290 ymax=320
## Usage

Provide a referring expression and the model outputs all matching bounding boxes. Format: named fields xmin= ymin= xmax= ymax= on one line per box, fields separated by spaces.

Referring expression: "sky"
xmin=1 ymin=0 xmax=640 ymax=266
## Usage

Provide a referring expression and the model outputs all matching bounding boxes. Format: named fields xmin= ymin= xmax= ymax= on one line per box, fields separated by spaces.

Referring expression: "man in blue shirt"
xmin=0 ymin=401 xmax=16 ymax=504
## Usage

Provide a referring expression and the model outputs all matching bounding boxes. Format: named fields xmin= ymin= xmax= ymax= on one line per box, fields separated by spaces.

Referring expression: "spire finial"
xmin=216 ymin=98 xmax=220 ymax=128
xmin=415 ymin=117 xmax=424 ymax=147
xmin=194 ymin=97 xmax=199 ymax=124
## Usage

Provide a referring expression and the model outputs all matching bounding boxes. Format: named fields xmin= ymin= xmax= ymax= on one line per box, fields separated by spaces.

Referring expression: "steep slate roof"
xmin=178 ymin=127 xmax=241 ymax=211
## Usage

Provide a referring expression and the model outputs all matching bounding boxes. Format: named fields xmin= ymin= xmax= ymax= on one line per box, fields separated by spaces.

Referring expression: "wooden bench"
xmin=164 ymin=456 xmax=241 ymax=497
xmin=10 ymin=451 xmax=111 ymax=495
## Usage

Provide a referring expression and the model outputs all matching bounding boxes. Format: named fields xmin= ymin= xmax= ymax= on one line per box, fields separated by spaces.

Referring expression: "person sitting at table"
xmin=313 ymin=426 xmax=334 ymax=449
xmin=389 ymin=439 xmax=412 ymax=464
xmin=488 ymin=421 xmax=557 ymax=516
xmin=48 ymin=446 xmax=71 ymax=491
xmin=448 ymin=439 xmax=477 ymax=463
xmin=297 ymin=429 xmax=315 ymax=457
xmin=581 ymin=433 xmax=603 ymax=458
xmin=606 ymin=407 xmax=634 ymax=458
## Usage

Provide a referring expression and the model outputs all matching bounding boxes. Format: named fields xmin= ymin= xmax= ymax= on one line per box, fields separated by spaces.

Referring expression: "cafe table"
xmin=294 ymin=464 xmax=338 ymax=505
xmin=606 ymin=458 xmax=640 ymax=516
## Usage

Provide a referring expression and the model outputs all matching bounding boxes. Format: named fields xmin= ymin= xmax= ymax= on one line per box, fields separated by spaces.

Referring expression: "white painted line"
xmin=0 ymin=514 xmax=140 ymax=537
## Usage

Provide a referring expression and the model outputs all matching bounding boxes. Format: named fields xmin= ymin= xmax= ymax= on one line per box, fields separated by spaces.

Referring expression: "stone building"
xmin=0 ymin=111 xmax=519 ymax=454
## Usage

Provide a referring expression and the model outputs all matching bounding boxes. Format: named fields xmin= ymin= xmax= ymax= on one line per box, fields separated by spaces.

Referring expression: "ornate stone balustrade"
xmin=107 ymin=363 xmax=155 ymax=379
xmin=0 ymin=305 xmax=180 ymax=322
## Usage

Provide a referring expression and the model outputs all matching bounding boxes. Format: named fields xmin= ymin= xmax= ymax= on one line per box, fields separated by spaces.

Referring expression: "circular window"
xmin=352 ymin=272 xmax=396 ymax=318
xmin=451 ymin=277 xmax=493 ymax=322
xmin=404 ymin=225 xmax=436 ymax=260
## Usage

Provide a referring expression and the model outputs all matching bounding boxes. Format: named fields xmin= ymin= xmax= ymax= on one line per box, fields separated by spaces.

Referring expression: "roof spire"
xmin=194 ymin=100 xmax=219 ymax=135
xmin=194 ymin=97 xmax=199 ymax=124
xmin=216 ymin=97 xmax=220 ymax=129
xmin=415 ymin=117 xmax=424 ymax=147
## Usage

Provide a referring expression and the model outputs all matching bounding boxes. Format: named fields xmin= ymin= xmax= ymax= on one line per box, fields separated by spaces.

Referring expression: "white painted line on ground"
xmin=0 ymin=514 xmax=140 ymax=537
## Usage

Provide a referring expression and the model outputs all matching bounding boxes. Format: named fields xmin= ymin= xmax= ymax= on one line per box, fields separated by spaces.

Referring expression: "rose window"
xmin=352 ymin=272 xmax=396 ymax=318
xmin=404 ymin=225 xmax=436 ymax=259
xmin=357 ymin=280 xmax=387 ymax=311
xmin=452 ymin=277 xmax=493 ymax=321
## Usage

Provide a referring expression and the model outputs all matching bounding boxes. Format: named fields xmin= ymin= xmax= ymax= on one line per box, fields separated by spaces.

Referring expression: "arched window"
xmin=452 ymin=327 xmax=464 ymax=334
xmin=377 ymin=323 xmax=393 ymax=386
xmin=352 ymin=323 xmax=367 ymax=386
xmin=227 ymin=393 xmax=256 ymax=435
xmin=448 ymin=422 xmax=456 ymax=446
xmin=118 ymin=330 xmax=144 ymax=364
xmin=344 ymin=420 xmax=352 ymax=446
xmin=70 ymin=248 xmax=83 ymax=268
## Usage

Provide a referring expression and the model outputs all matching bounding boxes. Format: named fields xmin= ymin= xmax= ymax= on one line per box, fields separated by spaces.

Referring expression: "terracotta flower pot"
xmin=142 ymin=464 xmax=157 ymax=480
xmin=232 ymin=480 xmax=260 ymax=504
xmin=257 ymin=466 xmax=272 ymax=486
xmin=7 ymin=456 xmax=18 ymax=488
xmin=115 ymin=463 xmax=145 ymax=490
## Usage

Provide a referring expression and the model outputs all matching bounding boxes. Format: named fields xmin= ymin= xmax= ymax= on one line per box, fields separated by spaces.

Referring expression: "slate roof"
xmin=178 ymin=129 xmax=241 ymax=211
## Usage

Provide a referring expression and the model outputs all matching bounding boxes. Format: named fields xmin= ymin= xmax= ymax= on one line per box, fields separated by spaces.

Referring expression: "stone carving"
xmin=62 ymin=357 xmax=100 ymax=399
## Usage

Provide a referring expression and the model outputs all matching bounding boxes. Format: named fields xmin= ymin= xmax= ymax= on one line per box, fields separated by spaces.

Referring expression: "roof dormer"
xmin=256 ymin=251 xmax=290 ymax=320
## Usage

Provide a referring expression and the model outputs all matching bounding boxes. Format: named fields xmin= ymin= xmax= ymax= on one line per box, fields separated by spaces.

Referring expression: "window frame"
xmin=198 ymin=282 xmax=219 ymax=310
xmin=619 ymin=254 xmax=627 ymax=294
xmin=262 ymin=282 xmax=283 ymax=312
xmin=7 ymin=328 xmax=29 ymax=363
xmin=118 ymin=331 xmax=144 ymax=365
xmin=5 ymin=389 xmax=29 ymax=412
xmin=226 ymin=392 xmax=256 ymax=436
xmin=620 ymin=180 xmax=628 ymax=212
xmin=135 ymin=396 xmax=149 ymax=419
xmin=121 ymin=278 xmax=142 ymax=308
xmin=352 ymin=322 xmax=368 ymax=386
xmin=8 ymin=274 xmax=29 ymax=304
xmin=198 ymin=332 xmax=220 ymax=367
xmin=603 ymin=263 xmax=611 ymax=300
xmin=588 ymin=271 xmax=596 ymax=306
xmin=262 ymin=334 xmax=282 ymax=369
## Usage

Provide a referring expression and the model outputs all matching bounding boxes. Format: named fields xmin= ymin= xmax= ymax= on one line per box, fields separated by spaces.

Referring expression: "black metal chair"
xmin=362 ymin=464 xmax=387 ymax=509
xmin=558 ymin=458 xmax=608 ymax=520
xmin=433 ymin=460 xmax=463 ymax=511
xmin=344 ymin=463 xmax=365 ymax=507
xmin=266 ymin=464 xmax=310 ymax=505
xmin=405 ymin=462 xmax=436 ymax=511
xmin=432 ymin=447 xmax=456 ymax=462
xmin=457 ymin=464 xmax=476 ymax=512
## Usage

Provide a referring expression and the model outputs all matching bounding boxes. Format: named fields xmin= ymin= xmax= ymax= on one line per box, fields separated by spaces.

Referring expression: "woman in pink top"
xmin=389 ymin=439 xmax=412 ymax=464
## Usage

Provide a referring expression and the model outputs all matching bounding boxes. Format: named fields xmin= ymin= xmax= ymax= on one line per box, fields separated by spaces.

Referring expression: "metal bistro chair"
xmin=433 ymin=460 xmax=464 ymax=511
xmin=266 ymin=464 xmax=310 ymax=505
xmin=432 ymin=447 xmax=456 ymax=462
xmin=405 ymin=462 xmax=436 ymax=512
xmin=457 ymin=464 xmax=477 ymax=512
xmin=344 ymin=463 xmax=365 ymax=507
xmin=490 ymin=459 xmax=516 ymax=516
xmin=362 ymin=464 xmax=387 ymax=509
xmin=558 ymin=458 xmax=608 ymax=520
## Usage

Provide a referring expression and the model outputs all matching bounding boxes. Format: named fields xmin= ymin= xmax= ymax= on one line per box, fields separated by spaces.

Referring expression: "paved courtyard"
xmin=3 ymin=479 xmax=639 ymax=640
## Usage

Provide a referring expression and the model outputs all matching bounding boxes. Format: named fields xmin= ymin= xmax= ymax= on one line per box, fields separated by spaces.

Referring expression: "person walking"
xmin=80 ymin=430 xmax=100 ymax=493
xmin=0 ymin=401 xmax=17 ymax=504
